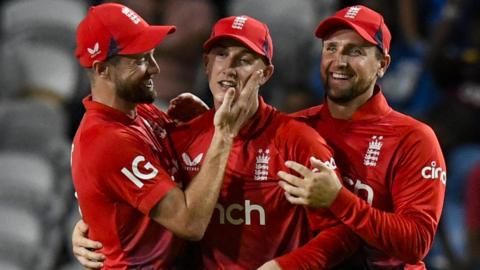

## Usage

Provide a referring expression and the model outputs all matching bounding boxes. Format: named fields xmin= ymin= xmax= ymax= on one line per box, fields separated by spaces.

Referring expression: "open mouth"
xmin=330 ymin=72 xmax=352 ymax=80
xmin=218 ymin=80 xmax=237 ymax=90
xmin=144 ymin=79 xmax=154 ymax=88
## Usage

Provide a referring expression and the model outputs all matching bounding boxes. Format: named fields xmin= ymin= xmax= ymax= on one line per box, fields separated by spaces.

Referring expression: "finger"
xmin=73 ymin=221 xmax=103 ymax=250
xmin=76 ymin=255 xmax=104 ymax=269
xmin=278 ymin=180 xmax=305 ymax=198
xmin=78 ymin=237 xmax=103 ymax=250
xmin=277 ymin=171 xmax=303 ymax=187
xmin=219 ymin=87 xmax=235 ymax=112
xmin=83 ymin=248 xmax=106 ymax=261
xmin=284 ymin=191 xmax=308 ymax=206
xmin=74 ymin=246 xmax=105 ymax=261
xmin=239 ymin=70 xmax=262 ymax=100
xmin=284 ymin=161 xmax=313 ymax=178
xmin=310 ymin=156 xmax=331 ymax=171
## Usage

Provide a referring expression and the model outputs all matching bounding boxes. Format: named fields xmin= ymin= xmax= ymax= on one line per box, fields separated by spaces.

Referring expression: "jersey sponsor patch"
xmin=182 ymin=152 xmax=203 ymax=171
xmin=214 ymin=200 xmax=266 ymax=225
xmin=121 ymin=155 xmax=158 ymax=188
xmin=421 ymin=161 xmax=447 ymax=185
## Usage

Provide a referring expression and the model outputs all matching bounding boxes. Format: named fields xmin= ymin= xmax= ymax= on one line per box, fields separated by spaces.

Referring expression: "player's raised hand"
xmin=167 ymin=92 xmax=209 ymax=124
xmin=213 ymin=69 xmax=263 ymax=137
xmin=72 ymin=220 xmax=105 ymax=269
xmin=278 ymin=157 xmax=342 ymax=208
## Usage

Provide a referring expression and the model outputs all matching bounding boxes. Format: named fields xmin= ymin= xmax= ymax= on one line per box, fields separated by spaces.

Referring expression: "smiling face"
xmin=321 ymin=28 xmax=389 ymax=105
xmin=204 ymin=39 xmax=273 ymax=109
xmin=109 ymin=49 xmax=160 ymax=104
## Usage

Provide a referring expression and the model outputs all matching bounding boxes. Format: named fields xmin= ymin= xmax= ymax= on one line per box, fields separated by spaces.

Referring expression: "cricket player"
xmin=278 ymin=5 xmax=447 ymax=269
xmin=71 ymin=3 xmax=260 ymax=269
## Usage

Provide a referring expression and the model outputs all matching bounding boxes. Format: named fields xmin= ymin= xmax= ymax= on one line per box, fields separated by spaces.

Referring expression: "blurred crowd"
xmin=0 ymin=0 xmax=478 ymax=269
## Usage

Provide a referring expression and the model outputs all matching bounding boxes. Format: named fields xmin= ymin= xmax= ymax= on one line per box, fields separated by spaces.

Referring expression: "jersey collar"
xmin=237 ymin=96 xmax=274 ymax=139
xmin=322 ymin=85 xmax=392 ymax=122
xmin=83 ymin=95 xmax=137 ymax=124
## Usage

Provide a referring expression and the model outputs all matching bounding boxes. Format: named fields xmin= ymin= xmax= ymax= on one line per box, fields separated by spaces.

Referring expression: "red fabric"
xmin=292 ymin=87 xmax=446 ymax=269
xmin=72 ymin=97 xmax=184 ymax=269
xmin=466 ymin=162 xmax=480 ymax=230
xmin=170 ymin=98 xmax=359 ymax=269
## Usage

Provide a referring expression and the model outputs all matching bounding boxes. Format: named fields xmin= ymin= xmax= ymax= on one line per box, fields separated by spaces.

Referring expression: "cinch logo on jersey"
xmin=254 ymin=148 xmax=270 ymax=181
xmin=121 ymin=155 xmax=158 ymax=188
xmin=215 ymin=200 xmax=266 ymax=225
xmin=344 ymin=176 xmax=374 ymax=205
xmin=121 ymin=6 xmax=141 ymax=24
xmin=345 ymin=6 xmax=361 ymax=18
xmin=364 ymin=135 xmax=383 ymax=167
xmin=182 ymin=152 xmax=203 ymax=171
xmin=421 ymin=161 xmax=447 ymax=185
xmin=232 ymin=16 xmax=248 ymax=29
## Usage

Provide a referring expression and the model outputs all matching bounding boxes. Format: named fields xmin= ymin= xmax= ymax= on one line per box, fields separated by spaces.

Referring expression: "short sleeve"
xmin=90 ymin=129 xmax=177 ymax=215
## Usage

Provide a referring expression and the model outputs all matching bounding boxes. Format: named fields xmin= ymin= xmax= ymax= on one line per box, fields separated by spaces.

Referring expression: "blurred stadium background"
xmin=0 ymin=0 xmax=478 ymax=269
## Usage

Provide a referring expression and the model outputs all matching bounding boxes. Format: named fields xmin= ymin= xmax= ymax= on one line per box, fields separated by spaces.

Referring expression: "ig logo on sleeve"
xmin=121 ymin=155 xmax=158 ymax=188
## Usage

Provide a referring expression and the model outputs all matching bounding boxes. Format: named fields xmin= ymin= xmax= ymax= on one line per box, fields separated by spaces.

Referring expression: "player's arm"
xmin=263 ymin=223 xmax=360 ymax=270
xmin=149 ymin=70 xmax=262 ymax=240
xmin=280 ymin=125 xmax=446 ymax=263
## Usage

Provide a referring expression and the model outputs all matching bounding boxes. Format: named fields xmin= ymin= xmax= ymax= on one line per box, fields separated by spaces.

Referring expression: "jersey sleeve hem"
xmin=329 ymin=187 xmax=357 ymax=219
xmin=138 ymin=179 xmax=177 ymax=215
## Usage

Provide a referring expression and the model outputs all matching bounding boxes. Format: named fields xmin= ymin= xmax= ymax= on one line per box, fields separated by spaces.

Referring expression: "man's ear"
xmin=259 ymin=64 xmax=274 ymax=85
xmin=377 ymin=54 xmax=391 ymax=79
xmin=92 ymin=60 xmax=110 ymax=79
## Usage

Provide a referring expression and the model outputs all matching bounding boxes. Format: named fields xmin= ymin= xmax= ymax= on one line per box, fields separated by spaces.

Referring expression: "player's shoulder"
xmin=137 ymin=103 xmax=170 ymax=122
xmin=289 ymin=104 xmax=324 ymax=120
xmin=79 ymin=115 xmax=142 ymax=150
xmin=170 ymin=110 xmax=214 ymax=148
xmin=388 ymin=110 xmax=438 ymax=142
xmin=274 ymin=111 xmax=327 ymax=144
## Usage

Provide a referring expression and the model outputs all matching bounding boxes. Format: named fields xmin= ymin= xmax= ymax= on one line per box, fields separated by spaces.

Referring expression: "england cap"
xmin=75 ymin=3 xmax=176 ymax=68
xmin=203 ymin=15 xmax=273 ymax=63
xmin=315 ymin=5 xmax=391 ymax=54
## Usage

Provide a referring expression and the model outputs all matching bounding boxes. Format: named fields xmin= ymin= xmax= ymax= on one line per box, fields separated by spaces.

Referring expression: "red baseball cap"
xmin=315 ymin=5 xmax=391 ymax=54
xmin=75 ymin=3 xmax=176 ymax=68
xmin=203 ymin=15 xmax=273 ymax=63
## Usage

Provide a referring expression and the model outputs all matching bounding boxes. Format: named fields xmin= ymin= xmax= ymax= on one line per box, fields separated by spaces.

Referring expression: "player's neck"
xmin=91 ymin=84 xmax=137 ymax=118
xmin=327 ymin=87 xmax=374 ymax=120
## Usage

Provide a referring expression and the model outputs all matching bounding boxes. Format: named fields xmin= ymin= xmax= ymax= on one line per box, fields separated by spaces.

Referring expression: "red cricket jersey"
xmin=292 ymin=87 xmax=447 ymax=269
xmin=71 ymin=97 xmax=185 ymax=269
xmin=171 ymin=98 xmax=360 ymax=270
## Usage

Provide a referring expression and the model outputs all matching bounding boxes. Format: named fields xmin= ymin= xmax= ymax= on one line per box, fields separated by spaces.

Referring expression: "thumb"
xmin=78 ymin=219 xmax=89 ymax=233
xmin=310 ymin=156 xmax=330 ymax=171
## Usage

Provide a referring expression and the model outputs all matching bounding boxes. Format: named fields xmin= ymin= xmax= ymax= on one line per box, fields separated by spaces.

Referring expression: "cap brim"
xmin=120 ymin=25 xmax=176 ymax=55
xmin=315 ymin=17 xmax=377 ymax=46
xmin=203 ymin=34 xmax=269 ymax=62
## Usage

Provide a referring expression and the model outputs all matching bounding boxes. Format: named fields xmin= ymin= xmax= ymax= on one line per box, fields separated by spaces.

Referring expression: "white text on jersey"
xmin=215 ymin=200 xmax=266 ymax=225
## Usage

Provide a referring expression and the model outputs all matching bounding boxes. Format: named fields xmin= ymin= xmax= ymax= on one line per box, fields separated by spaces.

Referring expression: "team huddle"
xmin=70 ymin=3 xmax=446 ymax=270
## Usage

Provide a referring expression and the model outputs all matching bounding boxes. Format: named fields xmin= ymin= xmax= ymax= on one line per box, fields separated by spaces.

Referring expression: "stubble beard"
xmin=115 ymin=77 xmax=156 ymax=104
xmin=323 ymin=75 xmax=374 ymax=105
